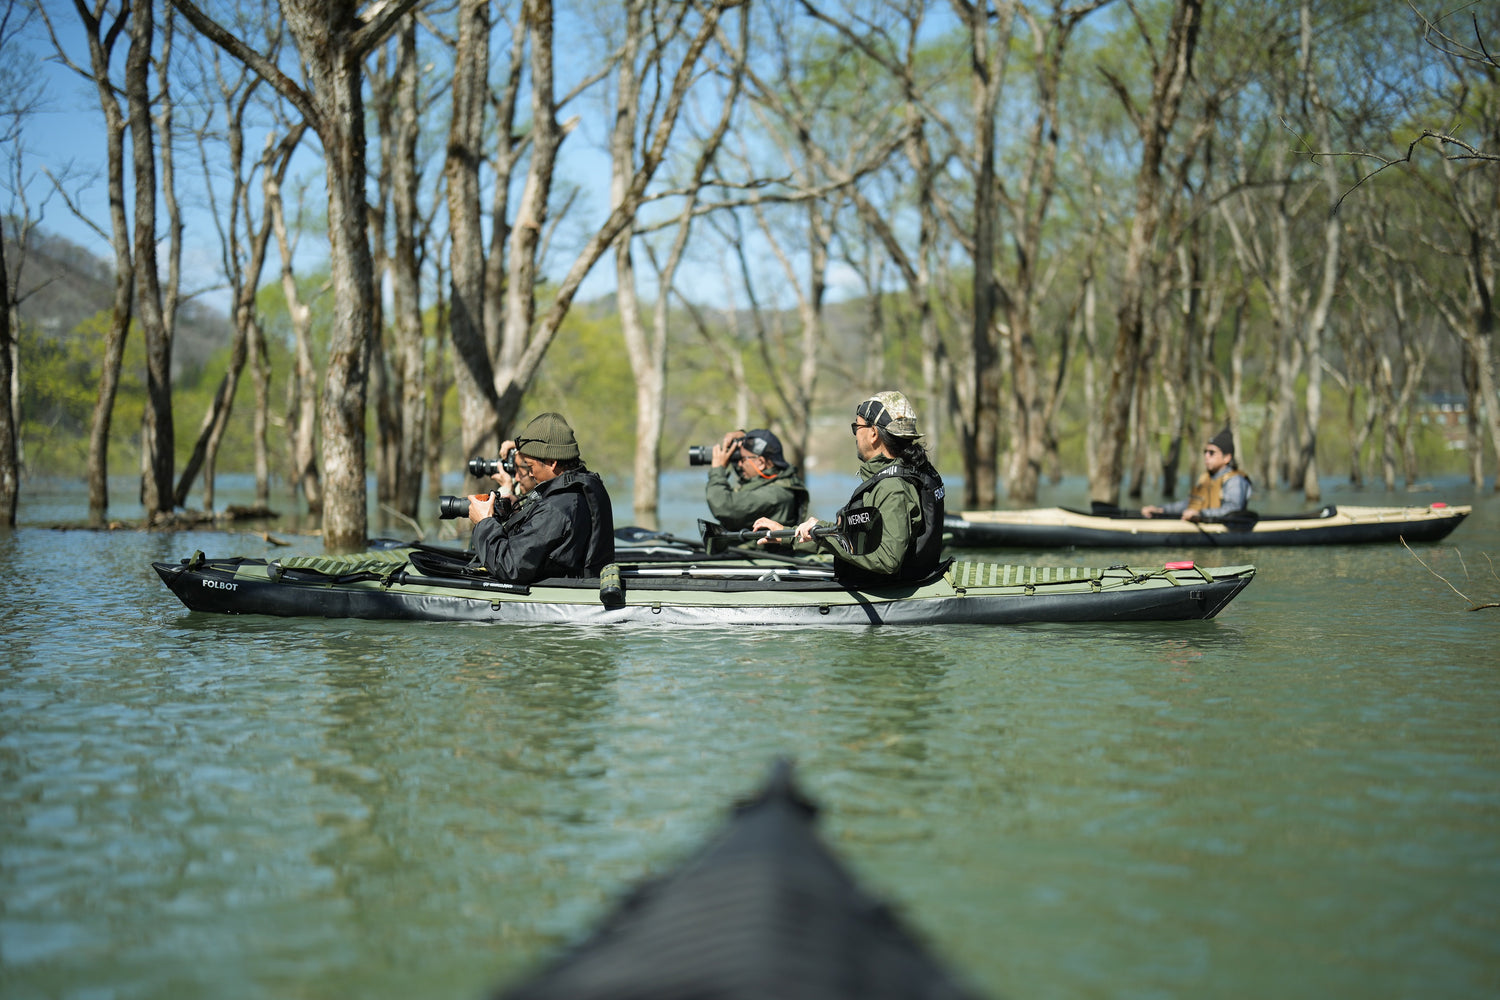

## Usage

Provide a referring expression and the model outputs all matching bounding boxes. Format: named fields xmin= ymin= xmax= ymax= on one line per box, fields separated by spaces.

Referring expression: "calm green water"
xmin=3 ymin=473 xmax=1498 ymax=999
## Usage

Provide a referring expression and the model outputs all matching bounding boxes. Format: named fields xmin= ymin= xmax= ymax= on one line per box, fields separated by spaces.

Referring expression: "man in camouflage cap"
xmin=752 ymin=390 xmax=946 ymax=586
xmin=466 ymin=412 xmax=615 ymax=582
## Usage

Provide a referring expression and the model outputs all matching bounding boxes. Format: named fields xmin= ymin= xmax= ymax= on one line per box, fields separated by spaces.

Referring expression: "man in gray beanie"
xmin=466 ymin=412 xmax=615 ymax=582
xmin=752 ymin=391 xmax=946 ymax=586
xmin=1142 ymin=425 xmax=1252 ymax=521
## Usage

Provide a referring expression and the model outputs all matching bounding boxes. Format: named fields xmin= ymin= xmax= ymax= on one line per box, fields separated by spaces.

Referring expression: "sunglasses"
xmin=850 ymin=421 xmax=871 ymax=435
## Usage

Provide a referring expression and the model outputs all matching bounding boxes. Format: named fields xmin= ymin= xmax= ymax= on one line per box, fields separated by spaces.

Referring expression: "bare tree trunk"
xmin=66 ymin=1 xmax=135 ymax=526
xmin=1091 ymin=0 xmax=1202 ymax=506
xmin=171 ymin=0 xmax=421 ymax=550
xmin=176 ymin=85 xmax=303 ymax=509
xmin=1460 ymin=331 xmax=1499 ymax=489
xmin=612 ymin=0 xmax=655 ymax=525
xmin=388 ymin=20 xmax=425 ymax=518
xmin=444 ymin=0 xmax=499 ymax=470
xmin=912 ymin=124 xmax=942 ymax=464
xmin=127 ymin=0 xmax=175 ymax=520
xmin=492 ymin=0 xmax=563 ymax=429
xmin=316 ymin=53 xmax=377 ymax=550
xmin=267 ymin=174 xmax=322 ymax=512
xmin=955 ymin=0 xmax=1012 ymax=508
xmin=249 ymin=317 xmax=271 ymax=503
xmin=482 ymin=12 xmax=527 ymax=377
xmin=0 ymin=217 xmax=15 ymax=526
xmin=797 ymin=200 xmax=828 ymax=468
xmin=1453 ymin=246 xmax=1500 ymax=491
xmin=616 ymin=244 xmax=654 ymax=524
xmin=1291 ymin=0 xmax=1343 ymax=504
xmin=1002 ymin=2 xmax=1111 ymax=503
xmin=426 ymin=257 xmax=451 ymax=506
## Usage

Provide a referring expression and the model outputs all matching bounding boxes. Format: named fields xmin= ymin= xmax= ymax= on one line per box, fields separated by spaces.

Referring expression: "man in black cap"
xmin=705 ymin=428 xmax=809 ymax=532
xmin=1142 ymin=426 xmax=1253 ymax=521
xmin=465 ymin=412 xmax=615 ymax=582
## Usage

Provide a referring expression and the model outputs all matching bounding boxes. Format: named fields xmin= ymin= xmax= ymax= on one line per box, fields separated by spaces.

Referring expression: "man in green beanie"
xmin=752 ymin=391 xmax=946 ymax=586
xmin=465 ymin=412 xmax=615 ymax=582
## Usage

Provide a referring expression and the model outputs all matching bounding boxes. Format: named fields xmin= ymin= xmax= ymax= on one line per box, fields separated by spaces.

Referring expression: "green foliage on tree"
xmin=19 ymin=311 xmax=144 ymax=471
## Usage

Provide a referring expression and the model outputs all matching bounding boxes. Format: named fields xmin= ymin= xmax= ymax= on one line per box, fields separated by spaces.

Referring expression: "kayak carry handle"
xmin=599 ymin=564 xmax=625 ymax=606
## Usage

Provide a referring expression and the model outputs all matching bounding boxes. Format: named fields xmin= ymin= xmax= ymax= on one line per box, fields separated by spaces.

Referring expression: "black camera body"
xmin=689 ymin=438 xmax=743 ymax=466
xmin=467 ymin=454 xmax=516 ymax=478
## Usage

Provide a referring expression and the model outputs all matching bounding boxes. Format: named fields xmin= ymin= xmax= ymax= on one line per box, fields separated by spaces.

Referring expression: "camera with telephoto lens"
xmin=688 ymin=437 xmax=744 ymax=466
xmin=437 ymin=490 xmax=505 ymax=520
xmin=467 ymin=453 xmax=516 ymax=478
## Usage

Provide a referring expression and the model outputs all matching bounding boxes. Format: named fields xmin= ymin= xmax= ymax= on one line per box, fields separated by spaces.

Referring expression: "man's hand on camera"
xmin=711 ymin=432 xmax=745 ymax=469
xmin=467 ymin=490 xmax=497 ymax=525
xmin=487 ymin=441 xmax=520 ymax=494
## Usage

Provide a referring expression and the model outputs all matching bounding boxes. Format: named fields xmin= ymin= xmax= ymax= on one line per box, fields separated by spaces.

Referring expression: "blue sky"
xmin=11 ymin=4 xmax=627 ymax=320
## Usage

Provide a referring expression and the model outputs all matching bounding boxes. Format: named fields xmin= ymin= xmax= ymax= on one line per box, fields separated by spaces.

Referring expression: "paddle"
xmin=699 ymin=507 xmax=880 ymax=556
xmin=614 ymin=525 xmax=705 ymax=548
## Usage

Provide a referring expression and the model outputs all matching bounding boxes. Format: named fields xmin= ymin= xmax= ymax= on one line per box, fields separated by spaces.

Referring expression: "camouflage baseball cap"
xmin=515 ymin=412 xmax=580 ymax=460
xmin=855 ymin=390 xmax=921 ymax=439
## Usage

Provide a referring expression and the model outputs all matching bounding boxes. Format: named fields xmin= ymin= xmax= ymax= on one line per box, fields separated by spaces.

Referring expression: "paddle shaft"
xmin=718 ymin=524 xmax=841 ymax=545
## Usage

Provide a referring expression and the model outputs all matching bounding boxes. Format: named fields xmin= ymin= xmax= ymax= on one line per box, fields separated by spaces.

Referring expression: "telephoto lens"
xmin=437 ymin=495 xmax=471 ymax=519
xmin=467 ymin=456 xmax=500 ymax=478
xmin=466 ymin=454 xmax=517 ymax=477
xmin=688 ymin=439 xmax=741 ymax=466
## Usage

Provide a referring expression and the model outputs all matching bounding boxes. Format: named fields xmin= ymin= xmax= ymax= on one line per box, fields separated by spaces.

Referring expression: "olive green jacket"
xmin=807 ymin=456 xmax=921 ymax=578
xmin=705 ymin=466 xmax=809 ymax=531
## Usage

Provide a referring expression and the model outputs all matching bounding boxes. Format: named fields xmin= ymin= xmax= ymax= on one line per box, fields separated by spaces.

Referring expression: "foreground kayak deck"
xmin=945 ymin=502 xmax=1470 ymax=549
xmin=498 ymin=758 xmax=982 ymax=999
xmin=153 ymin=546 xmax=1254 ymax=625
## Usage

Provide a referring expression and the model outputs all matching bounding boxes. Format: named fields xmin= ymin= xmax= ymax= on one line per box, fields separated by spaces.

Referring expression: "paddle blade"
xmin=839 ymin=506 xmax=880 ymax=556
xmin=699 ymin=519 xmax=735 ymax=556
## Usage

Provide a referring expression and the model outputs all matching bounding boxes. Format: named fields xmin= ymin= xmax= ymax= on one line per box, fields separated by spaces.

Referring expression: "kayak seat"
xmin=1082 ymin=502 xmax=1147 ymax=519
xmin=407 ymin=546 xmax=490 ymax=580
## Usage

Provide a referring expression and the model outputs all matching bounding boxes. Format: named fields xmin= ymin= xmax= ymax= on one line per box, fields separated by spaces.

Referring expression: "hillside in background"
xmin=5 ymin=223 xmax=231 ymax=377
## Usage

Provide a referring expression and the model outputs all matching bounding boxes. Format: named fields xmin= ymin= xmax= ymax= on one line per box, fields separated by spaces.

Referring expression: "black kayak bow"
xmin=495 ymin=758 xmax=983 ymax=1000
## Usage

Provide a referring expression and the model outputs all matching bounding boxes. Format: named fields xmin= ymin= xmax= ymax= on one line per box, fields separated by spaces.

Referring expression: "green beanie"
xmin=515 ymin=412 xmax=580 ymax=460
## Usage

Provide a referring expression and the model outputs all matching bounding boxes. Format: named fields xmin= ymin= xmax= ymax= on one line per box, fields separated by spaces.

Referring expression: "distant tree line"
xmin=0 ymin=0 xmax=1495 ymax=544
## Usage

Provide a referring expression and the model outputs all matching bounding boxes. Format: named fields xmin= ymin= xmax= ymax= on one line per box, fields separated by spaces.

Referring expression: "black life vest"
xmin=499 ymin=468 xmax=615 ymax=577
xmin=836 ymin=460 xmax=946 ymax=585
xmin=556 ymin=467 xmax=616 ymax=575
